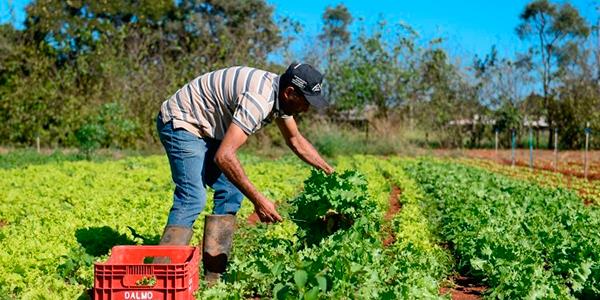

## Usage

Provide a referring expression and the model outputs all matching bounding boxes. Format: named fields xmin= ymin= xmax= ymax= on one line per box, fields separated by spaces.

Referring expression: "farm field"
xmin=436 ymin=149 xmax=600 ymax=180
xmin=2 ymin=0 xmax=599 ymax=298
xmin=1 ymin=153 xmax=599 ymax=299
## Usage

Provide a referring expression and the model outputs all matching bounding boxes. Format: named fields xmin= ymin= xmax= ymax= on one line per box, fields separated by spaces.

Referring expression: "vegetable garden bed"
xmin=1 ymin=153 xmax=598 ymax=299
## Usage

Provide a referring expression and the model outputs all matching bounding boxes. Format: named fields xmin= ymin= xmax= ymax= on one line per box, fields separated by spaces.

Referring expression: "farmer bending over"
xmin=155 ymin=62 xmax=334 ymax=281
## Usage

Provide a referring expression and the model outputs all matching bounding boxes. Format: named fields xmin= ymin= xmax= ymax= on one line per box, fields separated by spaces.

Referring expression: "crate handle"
xmin=142 ymin=256 xmax=171 ymax=264
xmin=122 ymin=274 xmax=157 ymax=287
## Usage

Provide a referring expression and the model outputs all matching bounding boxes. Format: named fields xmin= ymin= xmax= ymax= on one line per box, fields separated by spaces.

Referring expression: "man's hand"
xmin=216 ymin=124 xmax=282 ymax=224
xmin=253 ymin=198 xmax=283 ymax=223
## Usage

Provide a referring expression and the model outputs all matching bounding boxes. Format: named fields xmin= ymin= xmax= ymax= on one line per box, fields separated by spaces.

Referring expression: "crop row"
xmin=0 ymin=155 xmax=309 ymax=299
xmin=202 ymin=155 xmax=453 ymax=299
xmin=9 ymin=152 xmax=591 ymax=299
xmin=454 ymin=158 xmax=600 ymax=205
xmin=338 ymin=156 xmax=453 ymax=298
xmin=0 ymin=154 xmax=455 ymax=299
xmin=404 ymin=159 xmax=600 ymax=298
xmin=373 ymin=157 xmax=454 ymax=298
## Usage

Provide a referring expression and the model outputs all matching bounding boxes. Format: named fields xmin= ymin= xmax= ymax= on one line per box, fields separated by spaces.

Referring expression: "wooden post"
xmin=36 ymin=133 xmax=40 ymax=154
xmin=529 ymin=126 xmax=533 ymax=170
xmin=495 ymin=129 xmax=499 ymax=158
xmin=511 ymin=128 xmax=516 ymax=167
xmin=553 ymin=128 xmax=558 ymax=171
xmin=584 ymin=123 xmax=590 ymax=180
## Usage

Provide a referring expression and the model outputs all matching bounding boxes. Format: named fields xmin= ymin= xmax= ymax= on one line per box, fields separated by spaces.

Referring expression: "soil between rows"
xmin=382 ymin=185 xmax=402 ymax=247
xmin=440 ymin=276 xmax=486 ymax=300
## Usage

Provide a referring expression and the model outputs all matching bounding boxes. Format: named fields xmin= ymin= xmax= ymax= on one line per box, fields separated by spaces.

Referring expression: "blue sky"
xmin=270 ymin=0 xmax=598 ymax=60
xmin=1 ymin=0 xmax=598 ymax=60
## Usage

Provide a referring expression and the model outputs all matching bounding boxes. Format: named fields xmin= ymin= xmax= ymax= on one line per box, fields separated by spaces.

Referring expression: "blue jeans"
xmin=156 ymin=115 xmax=244 ymax=228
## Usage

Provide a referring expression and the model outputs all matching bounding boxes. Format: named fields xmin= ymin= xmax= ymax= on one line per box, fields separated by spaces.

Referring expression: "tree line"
xmin=0 ymin=0 xmax=598 ymax=150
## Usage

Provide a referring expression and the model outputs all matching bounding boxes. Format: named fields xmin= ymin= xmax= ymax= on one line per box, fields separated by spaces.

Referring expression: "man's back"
xmin=160 ymin=66 xmax=280 ymax=139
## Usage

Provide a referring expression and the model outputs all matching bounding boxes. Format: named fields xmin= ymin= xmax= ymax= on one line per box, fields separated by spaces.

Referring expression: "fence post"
xmin=584 ymin=123 xmax=590 ymax=180
xmin=511 ymin=128 xmax=516 ymax=167
xmin=36 ymin=132 xmax=40 ymax=154
xmin=495 ymin=129 xmax=499 ymax=158
xmin=553 ymin=128 xmax=558 ymax=171
xmin=529 ymin=126 xmax=533 ymax=170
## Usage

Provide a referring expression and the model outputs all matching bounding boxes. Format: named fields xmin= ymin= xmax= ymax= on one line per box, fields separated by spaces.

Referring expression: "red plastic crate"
xmin=94 ymin=246 xmax=200 ymax=300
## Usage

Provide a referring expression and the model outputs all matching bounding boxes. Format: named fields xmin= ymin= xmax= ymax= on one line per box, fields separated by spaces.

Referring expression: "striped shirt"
xmin=160 ymin=66 xmax=290 ymax=140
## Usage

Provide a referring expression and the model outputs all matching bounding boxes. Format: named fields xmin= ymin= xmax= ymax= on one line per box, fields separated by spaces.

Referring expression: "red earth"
xmin=382 ymin=185 xmax=402 ymax=247
xmin=440 ymin=276 xmax=486 ymax=300
xmin=434 ymin=149 xmax=600 ymax=180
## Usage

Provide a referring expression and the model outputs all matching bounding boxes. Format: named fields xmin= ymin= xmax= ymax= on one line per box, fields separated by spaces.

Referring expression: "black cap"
xmin=283 ymin=62 xmax=328 ymax=109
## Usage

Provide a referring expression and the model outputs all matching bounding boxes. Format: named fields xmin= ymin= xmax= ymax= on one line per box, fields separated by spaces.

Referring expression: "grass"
xmin=244 ymin=117 xmax=418 ymax=158
xmin=1 ymin=117 xmax=423 ymax=165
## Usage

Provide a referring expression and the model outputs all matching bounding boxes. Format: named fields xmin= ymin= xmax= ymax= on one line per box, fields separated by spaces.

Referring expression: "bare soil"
xmin=385 ymin=186 xmax=402 ymax=221
xmin=382 ymin=185 xmax=402 ymax=247
xmin=440 ymin=275 xmax=486 ymax=300
xmin=0 ymin=219 xmax=7 ymax=228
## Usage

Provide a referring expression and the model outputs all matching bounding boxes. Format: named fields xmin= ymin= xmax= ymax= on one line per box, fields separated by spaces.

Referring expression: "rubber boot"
xmin=152 ymin=225 xmax=193 ymax=264
xmin=202 ymin=214 xmax=236 ymax=284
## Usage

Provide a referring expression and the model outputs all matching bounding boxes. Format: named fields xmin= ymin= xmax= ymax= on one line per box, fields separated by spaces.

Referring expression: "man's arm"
xmin=214 ymin=123 xmax=282 ymax=223
xmin=276 ymin=117 xmax=334 ymax=174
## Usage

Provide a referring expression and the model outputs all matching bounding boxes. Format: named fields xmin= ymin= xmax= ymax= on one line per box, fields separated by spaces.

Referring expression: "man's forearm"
xmin=215 ymin=151 xmax=265 ymax=205
xmin=289 ymin=135 xmax=333 ymax=174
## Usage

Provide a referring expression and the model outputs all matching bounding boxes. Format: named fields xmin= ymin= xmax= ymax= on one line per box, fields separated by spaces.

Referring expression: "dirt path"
xmin=440 ymin=275 xmax=486 ymax=300
xmin=383 ymin=185 xmax=402 ymax=247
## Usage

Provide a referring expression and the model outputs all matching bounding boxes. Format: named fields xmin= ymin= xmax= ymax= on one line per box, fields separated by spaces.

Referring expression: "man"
xmin=155 ymin=62 xmax=334 ymax=281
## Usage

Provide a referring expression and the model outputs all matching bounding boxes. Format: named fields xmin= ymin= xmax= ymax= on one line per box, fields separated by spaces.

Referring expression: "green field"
xmin=1 ymin=152 xmax=599 ymax=299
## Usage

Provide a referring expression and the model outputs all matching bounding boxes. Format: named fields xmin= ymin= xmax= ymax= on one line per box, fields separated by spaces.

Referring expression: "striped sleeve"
xmin=232 ymin=92 xmax=269 ymax=135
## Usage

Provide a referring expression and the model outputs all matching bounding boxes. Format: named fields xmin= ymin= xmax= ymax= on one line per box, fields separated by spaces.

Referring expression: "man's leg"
xmin=157 ymin=116 xmax=207 ymax=245
xmin=202 ymin=139 xmax=244 ymax=215
xmin=200 ymin=138 xmax=243 ymax=283
xmin=209 ymin=174 xmax=244 ymax=214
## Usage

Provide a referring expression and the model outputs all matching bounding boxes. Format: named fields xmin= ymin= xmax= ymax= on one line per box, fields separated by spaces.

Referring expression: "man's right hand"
xmin=254 ymin=199 xmax=283 ymax=223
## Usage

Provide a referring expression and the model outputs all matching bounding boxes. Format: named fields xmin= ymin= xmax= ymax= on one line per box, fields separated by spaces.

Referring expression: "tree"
xmin=593 ymin=4 xmax=600 ymax=85
xmin=24 ymin=0 xmax=176 ymax=63
xmin=319 ymin=4 xmax=352 ymax=62
xmin=516 ymin=0 xmax=589 ymax=148
xmin=0 ymin=0 xmax=285 ymax=148
xmin=319 ymin=4 xmax=352 ymax=104
xmin=274 ymin=15 xmax=303 ymax=64
xmin=392 ymin=22 xmax=422 ymax=130
xmin=326 ymin=20 xmax=413 ymax=118
xmin=178 ymin=0 xmax=282 ymax=65
xmin=494 ymin=102 xmax=523 ymax=147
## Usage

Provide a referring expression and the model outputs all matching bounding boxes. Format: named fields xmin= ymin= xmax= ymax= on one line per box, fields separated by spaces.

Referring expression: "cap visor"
xmin=304 ymin=94 xmax=328 ymax=109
